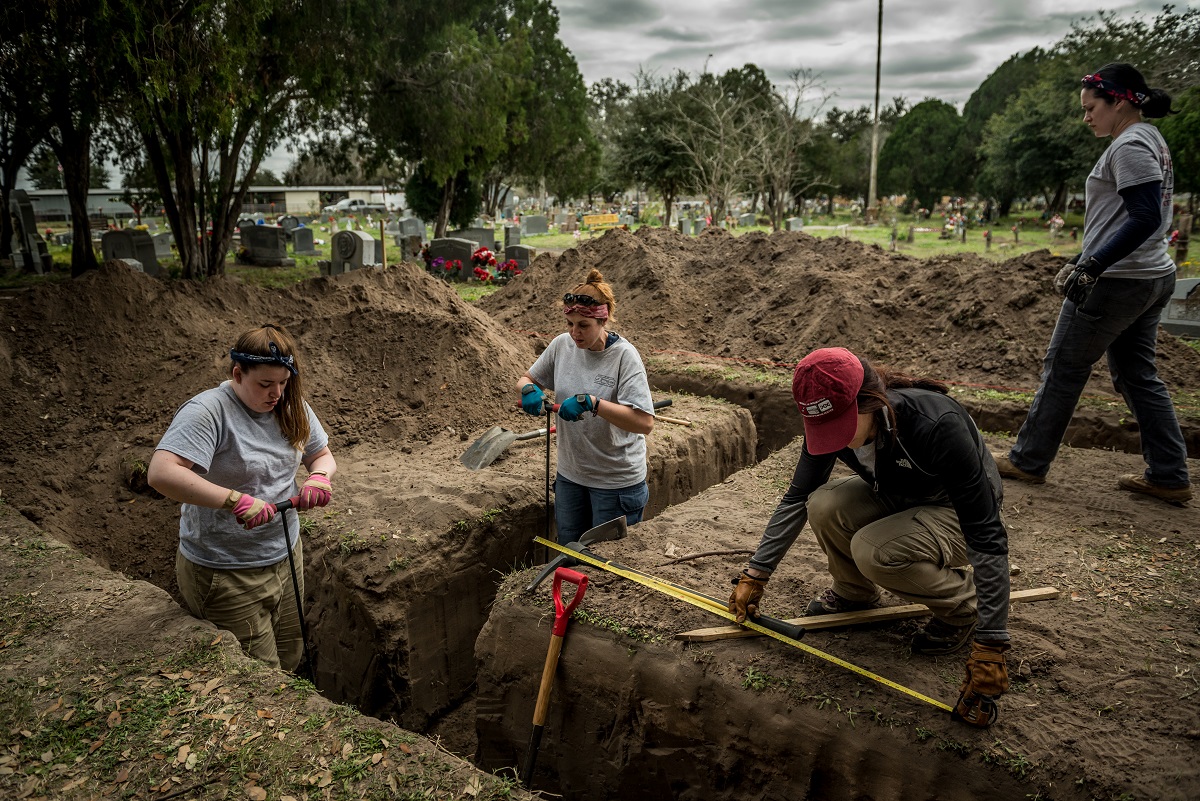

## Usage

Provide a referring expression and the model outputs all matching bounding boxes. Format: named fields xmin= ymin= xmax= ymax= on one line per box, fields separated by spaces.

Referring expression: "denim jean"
xmin=554 ymin=474 xmax=650 ymax=544
xmin=1009 ymin=272 xmax=1189 ymax=488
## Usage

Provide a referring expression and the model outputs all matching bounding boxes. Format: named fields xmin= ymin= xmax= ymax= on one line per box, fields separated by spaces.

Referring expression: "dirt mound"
xmin=482 ymin=226 xmax=1200 ymax=393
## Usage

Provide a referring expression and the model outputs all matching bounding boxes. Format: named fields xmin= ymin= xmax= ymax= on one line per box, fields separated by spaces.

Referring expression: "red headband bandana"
xmin=564 ymin=304 xmax=609 ymax=319
xmin=1081 ymin=74 xmax=1148 ymax=106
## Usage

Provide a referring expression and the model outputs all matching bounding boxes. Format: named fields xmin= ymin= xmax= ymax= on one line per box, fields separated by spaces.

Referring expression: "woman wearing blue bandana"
xmin=995 ymin=63 xmax=1191 ymax=505
xmin=149 ymin=324 xmax=336 ymax=670
xmin=516 ymin=269 xmax=656 ymax=543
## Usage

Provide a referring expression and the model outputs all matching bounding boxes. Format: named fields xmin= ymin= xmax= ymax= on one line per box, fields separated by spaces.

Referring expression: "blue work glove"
xmin=520 ymin=383 xmax=546 ymax=416
xmin=558 ymin=393 xmax=594 ymax=422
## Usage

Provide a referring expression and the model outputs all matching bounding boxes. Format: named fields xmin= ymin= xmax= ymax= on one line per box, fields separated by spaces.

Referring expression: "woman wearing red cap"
xmin=728 ymin=347 xmax=1012 ymax=727
xmin=516 ymin=269 xmax=656 ymax=544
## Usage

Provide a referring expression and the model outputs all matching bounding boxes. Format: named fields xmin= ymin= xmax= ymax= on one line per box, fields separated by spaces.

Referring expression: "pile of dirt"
xmin=482 ymin=226 xmax=1200 ymax=393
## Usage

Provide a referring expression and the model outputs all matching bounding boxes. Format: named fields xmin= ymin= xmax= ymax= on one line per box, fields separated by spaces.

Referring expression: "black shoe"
xmin=912 ymin=618 xmax=976 ymax=655
xmin=805 ymin=587 xmax=880 ymax=616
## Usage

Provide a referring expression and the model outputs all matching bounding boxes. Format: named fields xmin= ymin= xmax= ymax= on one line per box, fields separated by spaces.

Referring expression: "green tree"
xmin=26 ymin=146 xmax=108 ymax=190
xmin=113 ymin=157 xmax=163 ymax=225
xmin=582 ymin=78 xmax=632 ymax=205
xmin=1158 ymin=85 xmax=1200 ymax=215
xmin=879 ymin=99 xmax=968 ymax=212
xmin=614 ymin=70 xmax=694 ymax=226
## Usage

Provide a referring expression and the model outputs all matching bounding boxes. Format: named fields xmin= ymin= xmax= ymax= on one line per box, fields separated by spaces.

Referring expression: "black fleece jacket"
xmin=749 ymin=388 xmax=1010 ymax=640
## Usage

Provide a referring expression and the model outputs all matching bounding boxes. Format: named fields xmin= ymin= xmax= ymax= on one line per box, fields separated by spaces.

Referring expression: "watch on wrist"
xmin=591 ymin=397 xmax=601 ymax=417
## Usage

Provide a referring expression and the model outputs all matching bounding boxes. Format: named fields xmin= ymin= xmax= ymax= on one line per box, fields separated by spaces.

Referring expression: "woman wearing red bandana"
xmin=149 ymin=324 xmax=336 ymax=671
xmin=995 ymin=63 xmax=1190 ymax=504
xmin=516 ymin=269 xmax=656 ymax=543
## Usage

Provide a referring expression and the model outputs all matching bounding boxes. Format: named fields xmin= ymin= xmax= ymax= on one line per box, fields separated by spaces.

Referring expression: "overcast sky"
xmin=553 ymin=0 xmax=1193 ymax=111
xmin=69 ymin=0 xmax=1192 ymax=183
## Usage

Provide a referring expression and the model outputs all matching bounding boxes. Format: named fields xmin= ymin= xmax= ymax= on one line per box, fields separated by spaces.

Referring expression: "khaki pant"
xmin=808 ymin=476 xmax=976 ymax=626
xmin=176 ymin=539 xmax=305 ymax=671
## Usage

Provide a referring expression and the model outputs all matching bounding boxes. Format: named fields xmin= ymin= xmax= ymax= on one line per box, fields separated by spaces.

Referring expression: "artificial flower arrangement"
xmin=497 ymin=259 xmax=522 ymax=279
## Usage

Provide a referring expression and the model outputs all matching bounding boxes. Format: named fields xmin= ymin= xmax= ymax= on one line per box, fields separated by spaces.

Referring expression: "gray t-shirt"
xmin=528 ymin=332 xmax=654 ymax=488
xmin=156 ymin=381 xmax=329 ymax=569
xmin=1082 ymin=122 xmax=1175 ymax=279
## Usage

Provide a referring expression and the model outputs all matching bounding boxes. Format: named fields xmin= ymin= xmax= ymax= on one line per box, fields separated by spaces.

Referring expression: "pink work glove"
xmin=297 ymin=474 xmax=332 ymax=510
xmin=232 ymin=493 xmax=277 ymax=530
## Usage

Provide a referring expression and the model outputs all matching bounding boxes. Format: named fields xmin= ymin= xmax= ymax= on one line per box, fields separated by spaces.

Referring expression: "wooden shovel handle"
xmin=655 ymin=414 xmax=693 ymax=427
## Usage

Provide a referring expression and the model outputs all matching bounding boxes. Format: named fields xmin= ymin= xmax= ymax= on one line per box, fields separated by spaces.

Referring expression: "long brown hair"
xmin=230 ymin=324 xmax=310 ymax=450
xmin=856 ymin=357 xmax=948 ymax=437
xmin=567 ymin=269 xmax=617 ymax=323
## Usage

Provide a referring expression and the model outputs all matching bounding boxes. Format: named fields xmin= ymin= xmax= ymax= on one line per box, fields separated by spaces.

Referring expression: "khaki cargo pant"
xmin=808 ymin=476 xmax=977 ymax=626
xmin=175 ymin=538 xmax=305 ymax=672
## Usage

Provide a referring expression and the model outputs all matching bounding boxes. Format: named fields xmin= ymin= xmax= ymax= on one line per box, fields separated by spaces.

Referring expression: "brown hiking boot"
xmin=805 ymin=587 xmax=880 ymax=616
xmin=992 ymin=453 xmax=1046 ymax=485
xmin=912 ymin=618 xmax=976 ymax=656
xmin=1118 ymin=474 xmax=1192 ymax=505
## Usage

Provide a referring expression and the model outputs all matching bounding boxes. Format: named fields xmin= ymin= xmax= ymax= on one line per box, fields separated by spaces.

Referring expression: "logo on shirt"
xmin=896 ymin=458 xmax=912 ymax=470
xmin=594 ymin=374 xmax=616 ymax=388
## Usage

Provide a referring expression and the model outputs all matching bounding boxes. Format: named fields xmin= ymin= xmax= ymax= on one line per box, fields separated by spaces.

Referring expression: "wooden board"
xmin=675 ymin=586 xmax=1060 ymax=642
xmin=582 ymin=213 xmax=620 ymax=228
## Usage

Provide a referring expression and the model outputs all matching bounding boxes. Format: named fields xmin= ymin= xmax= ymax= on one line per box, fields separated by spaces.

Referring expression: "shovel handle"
xmin=552 ymin=568 xmax=588 ymax=636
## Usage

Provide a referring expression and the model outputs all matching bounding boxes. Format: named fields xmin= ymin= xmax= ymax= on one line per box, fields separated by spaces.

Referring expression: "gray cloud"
xmin=555 ymin=0 xmax=662 ymax=29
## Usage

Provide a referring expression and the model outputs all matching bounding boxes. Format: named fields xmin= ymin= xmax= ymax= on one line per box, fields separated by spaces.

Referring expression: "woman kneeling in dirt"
xmin=148 ymin=324 xmax=336 ymax=672
xmin=516 ymin=269 xmax=655 ymax=544
xmin=729 ymin=347 xmax=1011 ymax=727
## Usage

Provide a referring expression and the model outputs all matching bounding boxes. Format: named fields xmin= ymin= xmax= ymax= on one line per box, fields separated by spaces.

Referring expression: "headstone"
xmin=1160 ymin=278 xmax=1200 ymax=338
xmin=291 ymin=227 xmax=319 ymax=256
xmin=54 ymin=233 xmax=73 ymax=246
xmin=145 ymin=220 xmax=158 ymax=232
xmin=785 ymin=217 xmax=804 ymax=232
xmin=8 ymin=189 xmax=52 ymax=274
xmin=678 ymin=219 xmax=692 ymax=236
xmin=522 ymin=215 xmax=548 ymax=235
xmin=238 ymin=225 xmax=294 ymax=267
xmin=394 ymin=235 xmax=422 ymax=262
xmin=384 ymin=220 xmax=401 ymax=235
xmin=693 ymin=219 xmax=707 ymax=234
xmin=472 ymin=217 xmax=486 ymax=229
xmin=505 ymin=244 xmax=535 ymax=272
xmin=327 ymin=230 xmax=377 ymax=275
xmin=427 ymin=237 xmax=475 ymax=280
xmin=278 ymin=215 xmax=300 ymax=239
xmin=504 ymin=225 xmax=521 ymax=249
xmin=115 ymin=258 xmax=143 ymax=272
xmin=503 ymin=207 xmax=515 ymax=220
xmin=739 ymin=213 xmax=756 ymax=227
xmin=397 ymin=218 xmax=425 ymax=239
xmin=447 ymin=227 xmax=497 ymax=251
xmin=101 ymin=229 xmax=161 ymax=277
xmin=622 ymin=215 xmax=636 ymax=227
xmin=907 ymin=226 xmax=915 ymax=243
xmin=554 ymin=212 xmax=570 ymax=226
xmin=152 ymin=232 xmax=173 ymax=258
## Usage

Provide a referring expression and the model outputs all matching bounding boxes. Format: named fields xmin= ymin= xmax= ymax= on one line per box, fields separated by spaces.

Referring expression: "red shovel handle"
xmin=551 ymin=567 xmax=588 ymax=636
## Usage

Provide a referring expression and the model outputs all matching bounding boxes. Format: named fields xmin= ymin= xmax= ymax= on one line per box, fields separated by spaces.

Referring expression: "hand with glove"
xmin=231 ymin=492 xmax=278 ymax=530
xmin=297 ymin=473 xmax=332 ymax=511
xmin=1053 ymin=254 xmax=1081 ymax=296
xmin=952 ymin=640 xmax=1011 ymax=728
xmin=1060 ymin=256 xmax=1105 ymax=306
xmin=557 ymin=393 xmax=595 ymax=422
xmin=727 ymin=570 xmax=767 ymax=624
xmin=520 ymin=383 xmax=547 ymax=416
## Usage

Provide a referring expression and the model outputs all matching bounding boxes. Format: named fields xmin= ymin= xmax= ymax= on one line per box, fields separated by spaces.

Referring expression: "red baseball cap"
xmin=792 ymin=348 xmax=864 ymax=455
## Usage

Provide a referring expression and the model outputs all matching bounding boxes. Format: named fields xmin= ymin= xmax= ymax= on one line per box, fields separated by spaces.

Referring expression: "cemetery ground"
xmin=1 ymin=225 xmax=1199 ymax=800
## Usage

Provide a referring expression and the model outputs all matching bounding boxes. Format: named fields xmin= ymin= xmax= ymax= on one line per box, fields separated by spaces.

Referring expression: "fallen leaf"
xmin=317 ymin=770 xmax=332 ymax=788
xmin=371 ymin=753 xmax=382 ymax=765
xmin=114 ymin=767 xmax=129 ymax=782
xmin=40 ymin=751 xmax=53 ymax=763
xmin=210 ymin=634 xmax=223 ymax=646
xmin=106 ymin=710 xmax=122 ymax=728
xmin=202 ymin=677 xmax=224 ymax=695
xmin=246 ymin=785 xmax=267 ymax=801
xmin=281 ymin=797 xmax=298 ymax=801
xmin=88 ymin=737 xmax=105 ymax=755
xmin=341 ymin=742 xmax=352 ymax=759
xmin=256 ymin=709 xmax=272 ymax=719
xmin=185 ymin=752 xmax=198 ymax=770
xmin=462 ymin=774 xmax=482 ymax=797
xmin=399 ymin=743 xmax=412 ymax=754
xmin=62 ymin=777 xmax=86 ymax=792
xmin=176 ymin=745 xmax=190 ymax=764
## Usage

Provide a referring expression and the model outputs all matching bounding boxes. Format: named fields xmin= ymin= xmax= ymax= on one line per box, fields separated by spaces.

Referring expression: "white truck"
xmin=321 ymin=197 xmax=389 ymax=215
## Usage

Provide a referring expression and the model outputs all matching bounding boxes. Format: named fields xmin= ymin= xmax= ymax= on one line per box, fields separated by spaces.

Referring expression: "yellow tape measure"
xmin=534 ymin=536 xmax=952 ymax=713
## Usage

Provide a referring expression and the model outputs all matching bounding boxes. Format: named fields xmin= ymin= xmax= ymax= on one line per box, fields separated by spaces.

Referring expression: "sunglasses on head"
xmin=563 ymin=293 xmax=602 ymax=306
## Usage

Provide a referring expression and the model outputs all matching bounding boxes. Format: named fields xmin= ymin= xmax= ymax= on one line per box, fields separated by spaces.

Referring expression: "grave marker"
xmin=292 ymin=227 xmax=319 ymax=256
xmin=505 ymin=244 xmax=535 ymax=272
xmin=522 ymin=215 xmax=548 ymax=235
xmin=504 ymin=225 xmax=521 ymax=249
xmin=428 ymin=237 xmax=475 ymax=280
xmin=101 ymin=229 xmax=162 ymax=277
xmin=238 ymin=225 xmax=294 ymax=267
xmin=8 ymin=189 xmax=52 ymax=274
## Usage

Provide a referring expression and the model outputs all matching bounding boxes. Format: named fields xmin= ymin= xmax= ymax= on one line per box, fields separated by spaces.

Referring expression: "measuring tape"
xmin=534 ymin=536 xmax=952 ymax=713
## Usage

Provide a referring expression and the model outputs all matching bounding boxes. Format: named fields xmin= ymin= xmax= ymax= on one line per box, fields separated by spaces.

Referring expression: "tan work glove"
xmin=727 ymin=571 xmax=767 ymax=624
xmin=952 ymin=640 xmax=1011 ymax=728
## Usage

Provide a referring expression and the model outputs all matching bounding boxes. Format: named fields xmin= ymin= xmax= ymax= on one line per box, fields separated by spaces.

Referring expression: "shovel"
xmin=520 ymin=566 xmax=588 ymax=785
xmin=525 ymin=515 xmax=628 ymax=592
xmin=461 ymin=425 xmax=555 ymax=471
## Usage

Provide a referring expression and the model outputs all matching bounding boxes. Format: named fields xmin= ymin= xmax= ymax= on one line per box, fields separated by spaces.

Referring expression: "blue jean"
xmin=554 ymin=474 xmax=650 ymax=544
xmin=1009 ymin=273 xmax=1189 ymax=488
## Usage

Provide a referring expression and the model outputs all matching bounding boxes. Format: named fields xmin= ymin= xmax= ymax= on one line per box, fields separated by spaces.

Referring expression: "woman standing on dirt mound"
xmin=995 ymin=63 xmax=1191 ymax=505
xmin=516 ymin=269 xmax=656 ymax=544
xmin=729 ymin=348 xmax=1012 ymax=727
xmin=148 ymin=324 xmax=337 ymax=672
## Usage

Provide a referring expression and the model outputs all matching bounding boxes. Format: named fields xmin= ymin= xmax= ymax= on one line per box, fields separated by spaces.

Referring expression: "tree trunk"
xmin=434 ymin=174 xmax=455 ymax=238
xmin=0 ymin=179 xmax=14 ymax=261
xmin=1049 ymin=183 xmax=1068 ymax=215
xmin=54 ymin=131 xmax=98 ymax=277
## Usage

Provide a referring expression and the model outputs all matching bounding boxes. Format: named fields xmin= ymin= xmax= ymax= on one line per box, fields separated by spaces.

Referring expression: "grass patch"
xmin=571 ymin=609 xmax=662 ymax=643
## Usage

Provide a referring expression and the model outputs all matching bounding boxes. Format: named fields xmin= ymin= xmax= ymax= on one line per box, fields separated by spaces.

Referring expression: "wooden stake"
xmin=675 ymin=586 xmax=1060 ymax=642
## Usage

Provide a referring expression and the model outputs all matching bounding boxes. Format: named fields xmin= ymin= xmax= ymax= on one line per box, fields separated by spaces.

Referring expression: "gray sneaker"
xmin=1118 ymin=474 xmax=1192 ymax=505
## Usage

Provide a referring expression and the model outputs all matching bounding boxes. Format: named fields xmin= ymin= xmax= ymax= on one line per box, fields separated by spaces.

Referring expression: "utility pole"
xmin=867 ymin=0 xmax=883 ymax=222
